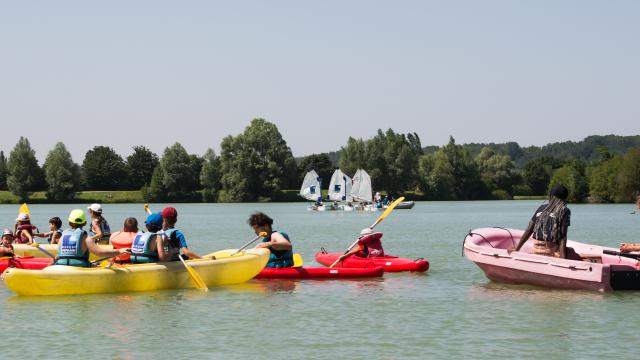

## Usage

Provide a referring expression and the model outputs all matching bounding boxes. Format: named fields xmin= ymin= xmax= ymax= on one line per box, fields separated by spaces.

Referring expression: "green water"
xmin=1 ymin=202 xmax=639 ymax=359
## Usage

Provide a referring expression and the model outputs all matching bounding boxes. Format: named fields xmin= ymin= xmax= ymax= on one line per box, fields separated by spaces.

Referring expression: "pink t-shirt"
xmin=356 ymin=232 xmax=385 ymax=257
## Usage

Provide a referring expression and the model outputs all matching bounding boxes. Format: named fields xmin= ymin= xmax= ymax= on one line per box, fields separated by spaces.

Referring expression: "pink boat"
xmin=463 ymin=227 xmax=640 ymax=292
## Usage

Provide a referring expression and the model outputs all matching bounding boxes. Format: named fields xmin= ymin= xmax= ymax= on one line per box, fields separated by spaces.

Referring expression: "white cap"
xmin=88 ymin=203 xmax=102 ymax=213
xmin=16 ymin=213 xmax=30 ymax=222
xmin=360 ymin=227 xmax=374 ymax=236
xmin=2 ymin=228 xmax=12 ymax=236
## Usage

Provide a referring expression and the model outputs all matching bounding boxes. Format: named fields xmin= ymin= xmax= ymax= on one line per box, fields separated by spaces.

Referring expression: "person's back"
xmin=110 ymin=217 xmax=139 ymax=263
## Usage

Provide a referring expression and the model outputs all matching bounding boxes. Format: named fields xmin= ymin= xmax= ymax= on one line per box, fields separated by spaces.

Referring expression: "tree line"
xmin=0 ymin=119 xmax=638 ymax=203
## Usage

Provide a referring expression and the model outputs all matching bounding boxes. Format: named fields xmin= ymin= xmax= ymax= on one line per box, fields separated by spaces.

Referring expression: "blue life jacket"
xmin=262 ymin=231 xmax=293 ymax=268
xmin=48 ymin=229 xmax=63 ymax=244
xmin=55 ymin=228 xmax=90 ymax=267
xmin=130 ymin=232 xmax=160 ymax=263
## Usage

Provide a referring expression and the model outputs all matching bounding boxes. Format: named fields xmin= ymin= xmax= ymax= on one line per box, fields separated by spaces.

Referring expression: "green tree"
xmin=298 ymin=153 xmax=333 ymax=186
xmin=200 ymin=148 xmax=221 ymax=202
xmin=616 ymin=147 xmax=640 ymax=202
xmin=418 ymin=137 xmax=484 ymax=200
xmin=549 ymin=160 xmax=588 ymax=203
xmin=338 ymin=137 xmax=367 ymax=176
xmin=82 ymin=146 xmax=128 ymax=190
xmin=0 ymin=151 xmax=7 ymax=191
xmin=523 ymin=157 xmax=564 ymax=196
xmin=476 ymin=147 xmax=520 ymax=198
xmin=43 ymin=142 xmax=81 ymax=201
xmin=220 ymin=119 xmax=298 ymax=201
xmin=588 ymin=156 xmax=622 ymax=202
xmin=126 ymin=146 xmax=159 ymax=189
xmin=144 ymin=143 xmax=199 ymax=202
xmin=7 ymin=137 xmax=42 ymax=201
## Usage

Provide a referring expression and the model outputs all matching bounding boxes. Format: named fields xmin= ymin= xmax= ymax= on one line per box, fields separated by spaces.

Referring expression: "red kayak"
xmin=256 ymin=266 xmax=384 ymax=279
xmin=0 ymin=256 xmax=52 ymax=273
xmin=315 ymin=251 xmax=429 ymax=272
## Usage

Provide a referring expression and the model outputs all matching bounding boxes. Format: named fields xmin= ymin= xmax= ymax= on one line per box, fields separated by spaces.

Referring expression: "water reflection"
xmin=468 ymin=281 xmax=607 ymax=302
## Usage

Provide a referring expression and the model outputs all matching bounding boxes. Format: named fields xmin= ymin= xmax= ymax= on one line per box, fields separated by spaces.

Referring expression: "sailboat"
xmin=299 ymin=170 xmax=323 ymax=211
xmin=327 ymin=169 xmax=352 ymax=211
xmin=350 ymin=168 xmax=377 ymax=211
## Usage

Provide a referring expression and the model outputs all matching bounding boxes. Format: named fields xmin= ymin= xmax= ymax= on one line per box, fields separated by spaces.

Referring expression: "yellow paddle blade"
xmin=179 ymin=255 xmax=208 ymax=291
xmin=370 ymin=196 xmax=405 ymax=229
xmin=143 ymin=203 xmax=151 ymax=214
xmin=19 ymin=203 xmax=30 ymax=216
xmin=293 ymin=253 xmax=303 ymax=267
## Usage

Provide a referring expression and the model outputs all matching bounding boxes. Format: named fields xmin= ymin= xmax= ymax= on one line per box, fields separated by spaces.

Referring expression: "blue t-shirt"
xmin=168 ymin=229 xmax=188 ymax=248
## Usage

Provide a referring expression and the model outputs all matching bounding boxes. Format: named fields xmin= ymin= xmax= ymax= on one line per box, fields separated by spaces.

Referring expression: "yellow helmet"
xmin=68 ymin=209 xmax=87 ymax=225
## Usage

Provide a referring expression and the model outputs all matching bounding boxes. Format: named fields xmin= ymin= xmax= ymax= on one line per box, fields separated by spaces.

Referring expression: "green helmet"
xmin=68 ymin=209 xmax=87 ymax=225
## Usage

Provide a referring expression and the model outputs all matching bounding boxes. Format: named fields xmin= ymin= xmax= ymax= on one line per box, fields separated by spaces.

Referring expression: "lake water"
xmin=1 ymin=201 xmax=639 ymax=359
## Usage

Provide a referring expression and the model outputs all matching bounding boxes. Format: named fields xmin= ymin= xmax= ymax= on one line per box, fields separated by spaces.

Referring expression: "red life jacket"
xmin=355 ymin=232 xmax=385 ymax=257
xmin=15 ymin=224 xmax=36 ymax=244
xmin=109 ymin=231 xmax=136 ymax=262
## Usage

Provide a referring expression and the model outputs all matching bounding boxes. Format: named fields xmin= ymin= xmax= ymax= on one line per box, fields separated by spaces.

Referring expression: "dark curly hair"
xmin=247 ymin=212 xmax=273 ymax=227
xmin=49 ymin=217 xmax=62 ymax=229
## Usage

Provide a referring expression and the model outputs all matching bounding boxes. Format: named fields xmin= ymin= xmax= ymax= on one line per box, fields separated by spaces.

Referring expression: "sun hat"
xmin=2 ymin=229 xmax=13 ymax=237
xmin=16 ymin=213 xmax=30 ymax=222
xmin=87 ymin=203 xmax=102 ymax=213
xmin=360 ymin=227 xmax=374 ymax=236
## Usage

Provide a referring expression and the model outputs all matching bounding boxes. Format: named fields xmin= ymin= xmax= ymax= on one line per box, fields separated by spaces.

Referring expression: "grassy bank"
xmin=0 ymin=191 xmax=145 ymax=204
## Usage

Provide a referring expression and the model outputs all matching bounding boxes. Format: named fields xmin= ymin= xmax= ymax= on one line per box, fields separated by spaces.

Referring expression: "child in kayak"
xmin=54 ymin=209 xmax=129 ymax=267
xmin=161 ymin=207 xmax=202 ymax=260
xmin=130 ymin=213 xmax=176 ymax=263
xmin=34 ymin=217 xmax=63 ymax=244
xmin=88 ymin=203 xmax=111 ymax=245
xmin=109 ymin=217 xmax=139 ymax=264
xmin=334 ymin=228 xmax=385 ymax=264
xmin=1 ymin=229 xmax=15 ymax=257
xmin=14 ymin=213 xmax=37 ymax=244
xmin=249 ymin=212 xmax=293 ymax=268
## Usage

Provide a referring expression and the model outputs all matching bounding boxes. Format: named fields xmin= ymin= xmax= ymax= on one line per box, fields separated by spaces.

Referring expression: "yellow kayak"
xmin=3 ymin=248 xmax=270 ymax=296
xmin=12 ymin=243 xmax=113 ymax=261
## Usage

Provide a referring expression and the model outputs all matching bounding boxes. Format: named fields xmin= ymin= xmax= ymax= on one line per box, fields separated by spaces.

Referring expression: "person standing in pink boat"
xmin=510 ymin=184 xmax=581 ymax=260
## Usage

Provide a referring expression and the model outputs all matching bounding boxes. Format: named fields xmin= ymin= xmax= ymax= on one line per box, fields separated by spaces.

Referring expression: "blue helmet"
xmin=145 ymin=213 xmax=164 ymax=228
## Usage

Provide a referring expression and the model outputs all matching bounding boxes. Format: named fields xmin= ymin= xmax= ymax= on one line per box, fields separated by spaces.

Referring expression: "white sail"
xmin=350 ymin=168 xmax=372 ymax=203
xmin=299 ymin=170 xmax=322 ymax=201
xmin=328 ymin=169 xmax=352 ymax=201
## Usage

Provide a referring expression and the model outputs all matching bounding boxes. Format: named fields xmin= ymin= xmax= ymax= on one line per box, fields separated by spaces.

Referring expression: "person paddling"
xmin=109 ymin=217 xmax=139 ymax=264
xmin=333 ymin=227 xmax=385 ymax=264
xmin=130 ymin=213 xmax=176 ymax=263
xmin=53 ymin=209 xmax=129 ymax=267
xmin=248 ymin=212 xmax=293 ymax=268
xmin=510 ymin=184 xmax=581 ymax=260
xmin=161 ymin=207 xmax=202 ymax=260
xmin=0 ymin=229 xmax=15 ymax=257
xmin=34 ymin=217 xmax=63 ymax=244
xmin=88 ymin=203 xmax=111 ymax=245
xmin=14 ymin=213 xmax=36 ymax=244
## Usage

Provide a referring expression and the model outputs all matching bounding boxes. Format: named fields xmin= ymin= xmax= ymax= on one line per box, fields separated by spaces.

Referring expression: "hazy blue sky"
xmin=1 ymin=1 xmax=638 ymax=162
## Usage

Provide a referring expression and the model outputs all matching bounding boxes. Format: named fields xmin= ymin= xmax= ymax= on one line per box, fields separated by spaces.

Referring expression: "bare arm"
xmin=255 ymin=232 xmax=292 ymax=251
xmin=85 ymin=236 xmax=127 ymax=257
xmin=513 ymin=220 xmax=535 ymax=252
xmin=90 ymin=221 xmax=103 ymax=242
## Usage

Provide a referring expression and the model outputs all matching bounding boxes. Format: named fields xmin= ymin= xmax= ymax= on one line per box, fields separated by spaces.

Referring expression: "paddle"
xmin=603 ymin=249 xmax=640 ymax=260
xmin=329 ymin=196 xmax=405 ymax=268
xmin=143 ymin=204 xmax=208 ymax=291
xmin=30 ymin=243 xmax=56 ymax=259
xmin=231 ymin=232 xmax=268 ymax=256
xmin=18 ymin=203 xmax=30 ymax=216
xmin=293 ymin=253 xmax=303 ymax=268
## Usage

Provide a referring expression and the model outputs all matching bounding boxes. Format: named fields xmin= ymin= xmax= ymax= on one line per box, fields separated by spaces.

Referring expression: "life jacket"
xmin=48 ymin=229 xmax=63 ymax=244
xmin=55 ymin=228 xmax=90 ymax=267
xmin=110 ymin=231 xmax=136 ymax=262
xmin=15 ymin=224 xmax=36 ymax=244
xmin=262 ymin=231 xmax=293 ymax=268
xmin=356 ymin=232 xmax=385 ymax=257
xmin=130 ymin=232 xmax=160 ymax=263
xmin=90 ymin=218 xmax=111 ymax=244
xmin=163 ymin=228 xmax=183 ymax=261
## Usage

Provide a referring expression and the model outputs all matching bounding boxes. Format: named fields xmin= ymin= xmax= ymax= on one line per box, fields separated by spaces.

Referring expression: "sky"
xmin=1 ymin=1 xmax=638 ymax=162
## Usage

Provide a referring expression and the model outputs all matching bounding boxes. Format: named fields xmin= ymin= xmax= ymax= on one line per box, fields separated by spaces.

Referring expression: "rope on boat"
xmin=493 ymin=227 xmax=516 ymax=248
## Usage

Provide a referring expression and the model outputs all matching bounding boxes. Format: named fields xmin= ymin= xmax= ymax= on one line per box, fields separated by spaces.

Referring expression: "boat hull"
xmin=255 ymin=266 xmax=384 ymax=279
xmin=315 ymin=252 xmax=429 ymax=272
xmin=463 ymin=227 xmax=640 ymax=292
xmin=12 ymin=243 xmax=112 ymax=260
xmin=3 ymin=248 xmax=270 ymax=296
